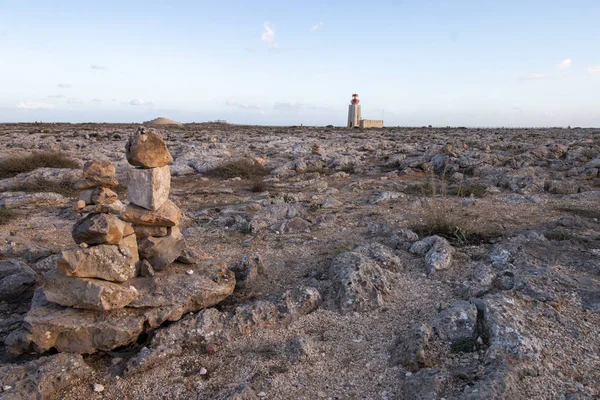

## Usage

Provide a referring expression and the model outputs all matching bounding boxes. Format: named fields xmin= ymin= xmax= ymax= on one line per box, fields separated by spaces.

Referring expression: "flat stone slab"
xmin=121 ymin=199 xmax=182 ymax=227
xmin=127 ymin=165 xmax=171 ymax=210
xmin=42 ymin=269 xmax=139 ymax=311
xmin=71 ymin=213 xmax=130 ymax=245
xmin=8 ymin=263 xmax=235 ymax=355
xmin=57 ymin=243 xmax=137 ymax=282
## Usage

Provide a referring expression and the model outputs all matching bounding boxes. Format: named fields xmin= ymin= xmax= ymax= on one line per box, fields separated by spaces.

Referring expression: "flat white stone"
xmin=127 ymin=165 xmax=171 ymax=210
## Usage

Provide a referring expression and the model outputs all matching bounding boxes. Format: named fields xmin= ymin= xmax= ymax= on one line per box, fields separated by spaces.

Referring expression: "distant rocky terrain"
xmin=0 ymin=123 xmax=599 ymax=399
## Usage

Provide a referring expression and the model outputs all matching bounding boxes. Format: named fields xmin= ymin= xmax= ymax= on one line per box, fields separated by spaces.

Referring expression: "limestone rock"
xmin=433 ymin=300 xmax=478 ymax=344
xmin=424 ymin=236 xmax=453 ymax=274
xmin=8 ymin=263 xmax=234 ymax=355
xmin=42 ymin=269 xmax=139 ymax=311
xmin=390 ymin=323 xmax=432 ymax=371
xmin=229 ymin=254 xmax=265 ymax=290
xmin=57 ymin=243 xmax=137 ymax=282
xmin=133 ymin=225 xmax=169 ymax=239
xmin=91 ymin=186 xmax=119 ymax=205
xmin=121 ymin=200 xmax=182 ymax=227
xmin=127 ymin=165 xmax=171 ymax=210
xmin=83 ymin=160 xmax=115 ymax=178
xmin=329 ymin=251 xmax=392 ymax=314
xmin=0 ymin=259 xmax=37 ymax=301
xmin=79 ymin=200 xmax=125 ymax=215
xmin=74 ymin=175 xmax=119 ymax=190
xmin=138 ymin=226 xmax=185 ymax=271
xmin=122 ymin=233 xmax=140 ymax=267
xmin=126 ymin=127 xmax=173 ymax=168
xmin=0 ymin=192 xmax=70 ymax=209
xmin=71 ymin=213 xmax=128 ymax=245
xmin=0 ymin=353 xmax=92 ymax=400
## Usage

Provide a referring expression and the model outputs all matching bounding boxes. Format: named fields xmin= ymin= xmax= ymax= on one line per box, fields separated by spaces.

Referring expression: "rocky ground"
xmin=0 ymin=123 xmax=599 ymax=400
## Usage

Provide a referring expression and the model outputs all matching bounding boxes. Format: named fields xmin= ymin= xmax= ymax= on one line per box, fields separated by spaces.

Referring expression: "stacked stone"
xmin=41 ymin=161 xmax=140 ymax=311
xmin=121 ymin=127 xmax=185 ymax=275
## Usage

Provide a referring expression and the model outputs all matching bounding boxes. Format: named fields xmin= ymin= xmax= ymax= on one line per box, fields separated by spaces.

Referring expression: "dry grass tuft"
xmin=409 ymin=174 xmax=502 ymax=245
xmin=206 ymin=159 xmax=269 ymax=180
xmin=10 ymin=178 xmax=78 ymax=197
xmin=0 ymin=151 xmax=79 ymax=179
xmin=0 ymin=208 xmax=17 ymax=225
xmin=250 ymin=179 xmax=268 ymax=193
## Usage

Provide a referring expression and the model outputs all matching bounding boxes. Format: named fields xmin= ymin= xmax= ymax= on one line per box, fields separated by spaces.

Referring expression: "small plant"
xmin=10 ymin=178 xmax=78 ymax=197
xmin=205 ymin=158 xmax=268 ymax=180
xmin=0 ymin=208 xmax=17 ymax=225
xmin=0 ymin=151 xmax=79 ymax=179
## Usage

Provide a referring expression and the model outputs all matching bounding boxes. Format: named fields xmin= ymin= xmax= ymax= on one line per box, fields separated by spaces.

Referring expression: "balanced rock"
xmin=138 ymin=226 xmax=185 ymax=271
xmin=83 ymin=161 xmax=116 ymax=179
xmin=133 ymin=225 xmax=169 ymax=239
xmin=127 ymin=165 xmax=171 ymax=210
xmin=121 ymin=199 xmax=182 ymax=227
xmin=42 ymin=270 xmax=139 ymax=311
xmin=57 ymin=243 xmax=137 ymax=282
xmin=74 ymin=176 xmax=119 ymax=190
xmin=72 ymin=213 xmax=130 ymax=245
xmin=126 ymin=127 xmax=173 ymax=168
xmin=92 ymin=187 xmax=119 ymax=205
xmin=79 ymin=200 xmax=125 ymax=215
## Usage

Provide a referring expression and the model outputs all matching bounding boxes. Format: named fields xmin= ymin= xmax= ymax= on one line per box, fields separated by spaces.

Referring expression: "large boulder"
xmin=71 ymin=213 xmax=130 ymax=245
xmin=57 ymin=242 xmax=137 ymax=282
xmin=42 ymin=269 xmax=139 ymax=311
xmin=7 ymin=263 xmax=235 ymax=355
xmin=127 ymin=165 xmax=171 ymax=210
xmin=0 ymin=259 xmax=37 ymax=301
xmin=126 ymin=127 xmax=173 ymax=168
xmin=121 ymin=199 xmax=182 ymax=227
xmin=137 ymin=226 xmax=185 ymax=271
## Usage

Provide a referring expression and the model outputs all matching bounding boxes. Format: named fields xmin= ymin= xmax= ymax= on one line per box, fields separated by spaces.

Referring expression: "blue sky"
xmin=1 ymin=0 xmax=599 ymax=126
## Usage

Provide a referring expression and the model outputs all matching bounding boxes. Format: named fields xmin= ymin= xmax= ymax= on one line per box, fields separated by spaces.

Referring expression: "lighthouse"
xmin=347 ymin=93 xmax=361 ymax=128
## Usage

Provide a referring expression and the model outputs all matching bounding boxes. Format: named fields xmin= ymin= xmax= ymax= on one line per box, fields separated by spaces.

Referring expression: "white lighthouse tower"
xmin=347 ymin=93 xmax=361 ymax=128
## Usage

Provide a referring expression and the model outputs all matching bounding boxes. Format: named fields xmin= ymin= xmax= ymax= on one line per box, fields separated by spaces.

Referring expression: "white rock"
xmin=127 ymin=165 xmax=171 ymax=210
xmin=199 ymin=367 xmax=207 ymax=375
xmin=257 ymin=392 xmax=267 ymax=397
xmin=186 ymin=269 xmax=194 ymax=275
xmin=93 ymin=383 xmax=105 ymax=392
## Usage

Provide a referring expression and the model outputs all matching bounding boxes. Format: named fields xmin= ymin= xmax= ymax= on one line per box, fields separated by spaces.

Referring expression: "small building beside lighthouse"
xmin=347 ymin=94 xmax=383 ymax=128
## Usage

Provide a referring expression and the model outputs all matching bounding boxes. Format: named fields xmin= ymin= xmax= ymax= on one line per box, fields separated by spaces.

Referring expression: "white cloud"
xmin=68 ymin=98 xmax=84 ymax=104
xmin=58 ymin=83 xmax=72 ymax=88
xmin=557 ymin=58 xmax=571 ymax=69
xmin=226 ymin=100 xmax=264 ymax=113
xmin=273 ymin=102 xmax=329 ymax=111
xmin=91 ymin=64 xmax=108 ymax=70
xmin=261 ymin=22 xmax=279 ymax=49
xmin=16 ymin=101 xmax=55 ymax=110
xmin=588 ymin=65 xmax=600 ymax=74
xmin=519 ymin=73 xmax=551 ymax=81
xmin=130 ymin=99 xmax=151 ymax=106
xmin=310 ymin=22 xmax=324 ymax=32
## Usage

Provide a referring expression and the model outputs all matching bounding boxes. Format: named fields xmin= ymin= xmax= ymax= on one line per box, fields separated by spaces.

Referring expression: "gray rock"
xmin=0 ymin=259 xmax=37 ymax=301
xmin=230 ymin=254 xmax=265 ymax=290
xmin=127 ymin=165 xmax=171 ymax=210
xmin=71 ymin=213 xmax=130 ymax=245
xmin=121 ymin=199 xmax=182 ymax=227
xmin=0 ymin=353 xmax=92 ymax=400
xmin=546 ymin=179 xmax=579 ymax=195
xmin=138 ymin=226 xmax=185 ymax=271
xmin=354 ymin=242 xmax=403 ymax=272
xmin=433 ymin=300 xmax=478 ymax=345
xmin=390 ymin=323 xmax=432 ymax=371
xmin=329 ymin=251 xmax=392 ymax=313
xmin=288 ymin=335 xmax=314 ymax=364
xmin=424 ymin=236 xmax=453 ymax=275
xmin=401 ymin=368 xmax=450 ymax=400
xmin=391 ymin=228 xmax=419 ymax=249
xmin=409 ymin=240 xmax=431 ymax=256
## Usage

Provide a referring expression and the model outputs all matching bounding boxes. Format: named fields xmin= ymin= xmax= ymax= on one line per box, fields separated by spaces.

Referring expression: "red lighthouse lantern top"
xmin=351 ymin=94 xmax=359 ymax=104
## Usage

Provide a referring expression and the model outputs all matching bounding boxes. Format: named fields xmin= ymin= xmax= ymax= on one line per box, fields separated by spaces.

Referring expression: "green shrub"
xmin=206 ymin=159 xmax=269 ymax=180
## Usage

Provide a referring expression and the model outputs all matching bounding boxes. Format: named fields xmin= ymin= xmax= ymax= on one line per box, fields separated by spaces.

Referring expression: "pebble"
xmin=186 ymin=269 xmax=194 ymax=275
xmin=206 ymin=343 xmax=218 ymax=354
xmin=256 ymin=391 xmax=267 ymax=397
xmin=2 ymin=385 xmax=12 ymax=391
xmin=199 ymin=367 xmax=207 ymax=375
xmin=93 ymin=383 xmax=105 ymax=392
xmin=405 ymin=372 xmax=412 ymax=377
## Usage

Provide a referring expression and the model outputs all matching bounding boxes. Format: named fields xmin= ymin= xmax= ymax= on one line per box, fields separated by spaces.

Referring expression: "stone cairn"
xmin=120 ymin=127 xmax=185 ymax=275
xmin=7 ymin=127 xmax=235 ymax=356
xmin=43 ymin=160 xmax=140 ymax=310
